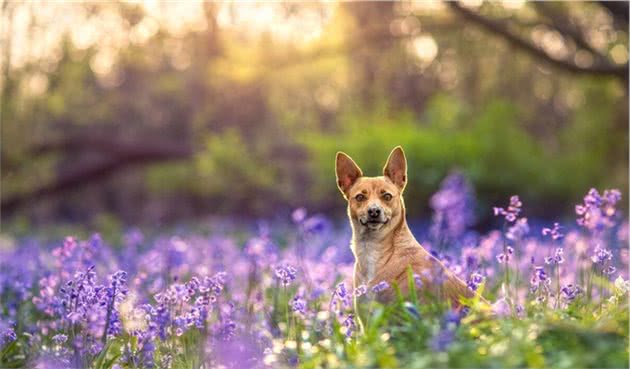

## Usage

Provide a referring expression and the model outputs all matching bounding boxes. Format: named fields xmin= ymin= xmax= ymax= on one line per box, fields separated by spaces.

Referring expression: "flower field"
xmin=0 ymin=179 xmax=628 ymax=369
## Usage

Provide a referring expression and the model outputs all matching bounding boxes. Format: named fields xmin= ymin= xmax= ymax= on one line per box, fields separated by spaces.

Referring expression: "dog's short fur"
xmin=336 ymin=146 xmax=478 ymax=306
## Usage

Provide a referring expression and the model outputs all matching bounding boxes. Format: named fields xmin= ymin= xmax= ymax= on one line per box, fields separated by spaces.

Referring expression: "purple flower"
xmin=52 ymin=334 xmax=68 ymax=345
xmin=404 ymin=302 xmax=421 ymax=319
xmin=466 ymin=272 xmax=485 ymax=292
xmin=506 ymin=218 xmax=529 ymax=240
xmin=560 ymin=284 xmax=583 ymax=302
xmin=430 ymin=328 xmax=455 ymax=352
xmin=123 ymin=228 xmax=144 ymax=248
xmin=544 ymin=248 xmax=564 ymax=265
xmin=429 ymin=172 xmax=476 ymax=241
xmin=496 ymin=246 xmax=514 ymax=264
xmin=353 ymin=285 xmax=367 ymax=297
xmin=204 ymin=272 xmax=228 ymax=296
xmin=342 ymin=314 xmax=356 ymax=338
xmin=121 ymin=329 xmax=156 ymax=368
xmin=290 ymin=295 xmax=307 ymax=316
xmin=542 ymin=223 xmax=564 ymax=240
xmin=371 ymin=281 xmax=390 ymax=294
xmin=442 ymin=310 xmax=462 ymax=327
xmin=576 ymin=188 xmax=622 ymax=231
xmin=1 ymin=327 xmax=16 ymax=347
xmin=494 ymin=195 xmax=522 ymax=222
xmin=215 ymin=319 xmax=237 ymax=341
xmin=591 ymin=246 xmax=613 ymax=264
xmin=302 ymin=215 xmax=330 ymax=235
xmin=330 ymin=282 xmax=352 ymax=315
xmin=530 ymin=266 xmax=551 ymax=293
xmin=430 ymin=310 xmax=461 ymax=351
xmin=603 ymin=265 xmax=617 ymax=276
xmin=274 ymin=264 xmax=297 ymax=287
xmin=533 ymin=266 xmax=548 ymax=282
xmin=291 ymin=208 xmax=307 ymax=224
xmin=412 ymin=273 xmax=424 ymax=288
xmin=335 ymin=282 xmax=349 ymax=299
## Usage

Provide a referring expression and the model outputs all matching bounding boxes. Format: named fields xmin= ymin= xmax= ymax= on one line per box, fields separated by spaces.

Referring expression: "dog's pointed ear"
xmin=336 ymin=152 xmax=362 ymax=198
xmin=383 ymin=146 xmax=407 ymax=191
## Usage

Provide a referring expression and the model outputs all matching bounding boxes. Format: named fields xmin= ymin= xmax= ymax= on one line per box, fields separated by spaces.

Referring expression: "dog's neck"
xmin=350 ymin=208 xmax=411 ymax=286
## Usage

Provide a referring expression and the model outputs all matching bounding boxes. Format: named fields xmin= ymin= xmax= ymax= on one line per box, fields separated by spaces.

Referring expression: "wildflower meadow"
xmin=1 ymin=175 xmax=628 ymax=369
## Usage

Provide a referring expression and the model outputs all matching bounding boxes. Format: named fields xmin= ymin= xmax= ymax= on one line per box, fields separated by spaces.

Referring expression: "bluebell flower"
xmin=591 ymin=246 xmax=613 ymax=264
xmin=335 ymin=282 xmax=349 ymax=299
xmin=429 ymin=172 xmax=476 ymax=242
xmin=442 ymin=310 xmax=462 ymax=327
xmin=274 ymin=264 xmax=297 ymax=287
xmin=493 ymin=195 xmax=522 ymax=222
xmin=215 ymin=319 xmax=236 ymax=342
xmin=412 ymin=273 xmax=424 ymax=288
xmin=506 ymin=218 xmax=529 ymax=240
xmin=52 ymin=334 xmax=67 ymax=345
xmin=603 ymin=265 xmax=617 ymax=275
xmin=545 ymin=248 xmax=564 ymax=265
xmin=430 ymin=328 xmax=455 ymax=352
xmin=353 ymin=285 xmax=367 ymax=297
xmin=542 ymin=223 xmax=564 ymax=240
xmin=431 ymin=310 xmax=461 ymax=352
xmin=496 ymin=246 xmax=513 ymax=264
xmin=1 ymin=327 xmax=16 ymax=347
xmin=290 ymin=295 xmax=307 ymax=316
xmin=530 ymin=266 xmax=551 ymax=294
xmin=330 ymin=282 xmax=352 ymax=315
xmin=576 ymin=188 xmax=622 ymax=231
xmin=403 ymin=302 xmax=421 ymax=320
xmin=302 ymin=215 xmax=330 ymax=235
xmin=371 ymin=281 xmax=390 ymax=294
xmin=466 ymin=272 xmax=485 ymax=292
xmin=291 ymin=208 xmax=307 ymax=224
xmin=560 ymin=284 xmax=583 ymax=303
xmin=342 ymin=314 xmax=356 ymax=338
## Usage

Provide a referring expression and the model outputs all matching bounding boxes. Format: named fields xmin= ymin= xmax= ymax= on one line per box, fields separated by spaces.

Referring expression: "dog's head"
xmin=335 ymin=146 xmax=407 ymax=238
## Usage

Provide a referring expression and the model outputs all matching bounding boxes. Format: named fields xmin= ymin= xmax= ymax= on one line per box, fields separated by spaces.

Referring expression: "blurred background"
xmin=1 ymin=1 xmax=628 ymax=232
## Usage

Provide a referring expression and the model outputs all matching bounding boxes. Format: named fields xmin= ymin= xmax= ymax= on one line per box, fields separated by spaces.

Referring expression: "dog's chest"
xmin=354 ymin=239 xmax=381 ymax=284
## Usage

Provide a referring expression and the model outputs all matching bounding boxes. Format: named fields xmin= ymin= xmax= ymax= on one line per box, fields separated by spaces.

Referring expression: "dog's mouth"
xmin=359 ymin=218 xmax=389 ymax=228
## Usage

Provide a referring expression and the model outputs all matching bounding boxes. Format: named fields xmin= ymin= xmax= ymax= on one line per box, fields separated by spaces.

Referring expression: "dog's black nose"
xmin=368 ymin=206 xmax=381 ymax=218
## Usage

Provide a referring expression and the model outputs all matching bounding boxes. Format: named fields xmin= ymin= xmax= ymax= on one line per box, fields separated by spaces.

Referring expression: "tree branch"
xmin=32 ymin=136 xmax=191 ymax=158
xmin=447 ymin=1 xmax=628 ymax=82
xmin=2 ymin=137 xmax=192 ymax=213
xmin=532 ymin=2 xmax=601 ymax=56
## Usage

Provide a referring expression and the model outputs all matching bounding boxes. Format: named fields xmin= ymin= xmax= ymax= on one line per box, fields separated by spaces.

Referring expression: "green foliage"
xmin=1 ymin=2 xmax=627 ymax=222
xmin=292 ymin=291 xmax=628 ymax=369
xmin=303 ymin=94 xmax=626 ymax=218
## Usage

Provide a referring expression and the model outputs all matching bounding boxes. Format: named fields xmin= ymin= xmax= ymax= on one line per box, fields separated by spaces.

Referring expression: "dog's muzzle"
xmin=360 ymin=205 xmax=389 ymax=230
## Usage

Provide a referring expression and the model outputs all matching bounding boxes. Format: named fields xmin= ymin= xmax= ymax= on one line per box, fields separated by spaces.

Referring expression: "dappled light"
xmin=0 ymin=1 xmax=628 ymax=368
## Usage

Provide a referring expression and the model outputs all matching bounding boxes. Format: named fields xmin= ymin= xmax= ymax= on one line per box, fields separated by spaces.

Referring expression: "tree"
xmin=447 ymin=1 xmax=628 ymax=82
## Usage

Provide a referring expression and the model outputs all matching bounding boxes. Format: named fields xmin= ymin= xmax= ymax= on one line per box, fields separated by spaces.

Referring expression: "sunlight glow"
xmin=5 ymin=2 xmax=334 ymax=71
xmin=610 ymin=44 xmax=629 ymax=64
xmin=410 ymin=34 xmax=439 ymax=64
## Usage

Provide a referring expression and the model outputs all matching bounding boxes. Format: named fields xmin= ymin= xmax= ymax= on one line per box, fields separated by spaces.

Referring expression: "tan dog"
xmin=336 ymin=146 xmax=478 ymax=307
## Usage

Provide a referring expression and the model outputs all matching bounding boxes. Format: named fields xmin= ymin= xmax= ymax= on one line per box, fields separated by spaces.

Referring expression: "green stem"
xmin=501 ymin=222 xmax=510 ymax=302
xmin=284 ymin=286 xmax=290 ymax=338
xmin=555 ymin=265 xmax=560 ymax=309
xmin=272 ymin=279 xmax=279 ymax=330
xmin=102 ymin=284 xmax=116 ymax=344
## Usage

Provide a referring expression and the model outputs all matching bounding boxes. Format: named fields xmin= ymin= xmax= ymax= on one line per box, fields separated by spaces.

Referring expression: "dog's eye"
xmin=355 ymin=194 xmax=366 ymax=202
xmin=383 ymin=193 xmax=392 ymax=201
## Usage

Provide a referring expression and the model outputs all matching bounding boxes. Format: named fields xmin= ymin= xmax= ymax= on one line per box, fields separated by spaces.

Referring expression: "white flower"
xmin=614 ymin=276 xmax=630 ymax=294
xmin=608 ymin=295 xmax=619 ymax=305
